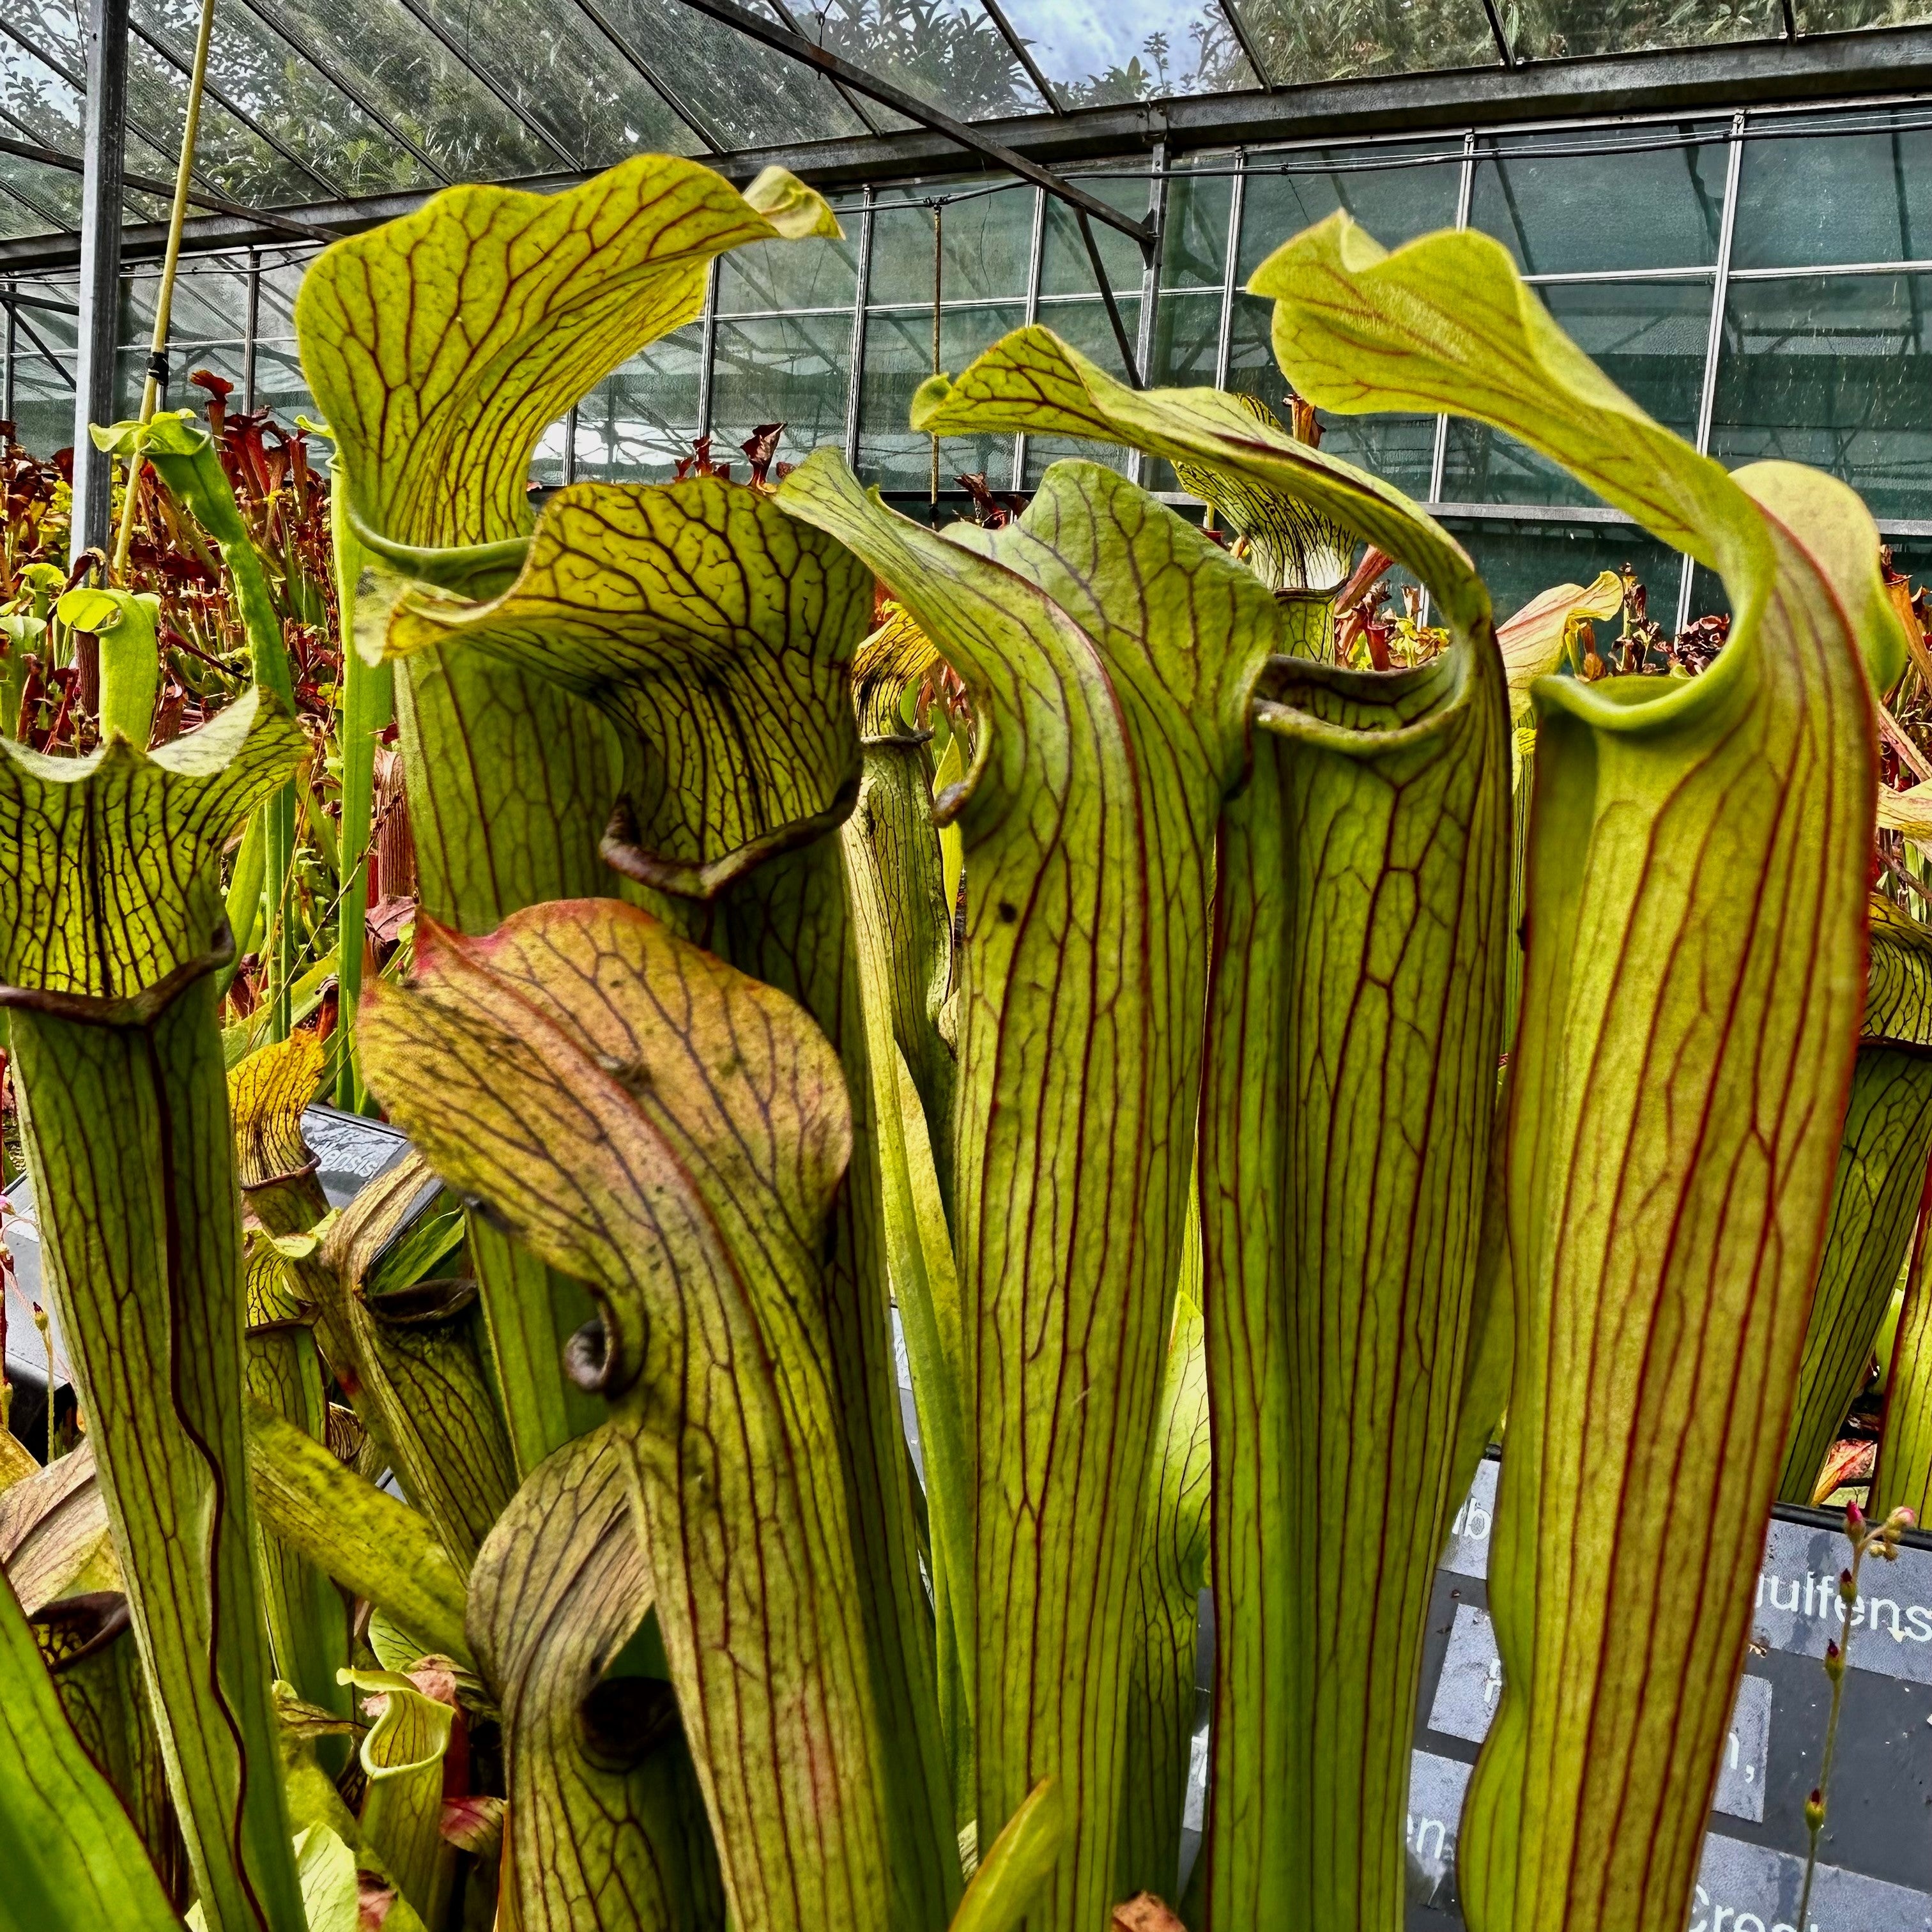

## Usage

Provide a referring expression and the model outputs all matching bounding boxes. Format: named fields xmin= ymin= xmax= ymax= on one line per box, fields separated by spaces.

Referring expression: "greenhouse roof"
xmin=4 ymin=0 xmax=1932 ymax=272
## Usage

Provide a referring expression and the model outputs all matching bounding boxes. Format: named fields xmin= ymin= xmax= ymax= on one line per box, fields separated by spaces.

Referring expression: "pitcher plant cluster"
xmin=1 ymin=149 xmax=1930 ymax=1932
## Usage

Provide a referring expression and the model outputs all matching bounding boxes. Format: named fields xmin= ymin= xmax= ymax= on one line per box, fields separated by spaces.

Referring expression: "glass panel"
xmin=1040 ymin=173 xmax=1147 ymax=298
xmin=249 ymin=337 xmax=320 ymax=424
xmin=1023 ymin=295 xmax=1142 ymax=484
xmin=1145 ymin=288 xmax=1222 ymax=492
xmin=710 ymin=312 xmax=852 ymax=466
xmin=586 ymin=0 xmax=864 ymax=150
xmin=1443 ymin=279 xmax=1710 ymax=506
xmin=1796 ymin=0 xmax=1932 ymax=26
xmin=1225 ymin=289 xmax=1435 ymax=495
xmin=871 ymin=185 xmax=1034 ymax=309
xmin=1227 ymin=0 xmax=1500 ymax=89
xmin=401 ymin=0 xmax=699 ymax=169
xmin=0 ymin=33 xmax=182 ymax=215
xmin=261 ymin=0 xmax=555 ymax=183
xmin=1443 ymin=515 xmax=1681 ymax=631
xmin=4 ymin=278 xmax=79 ymax=454
xmin=859 ymin=299 xmax=1023 ymax=492
xmin=716 ymin=205 xmax=863 ymax=316
xmin=577 ymin=323 xmax=705 ymax=482
xmin=135 ymin=0 xmax=427 ymax=199
xmin=803 ymin=0 xmax=1048 ymax=120
xmin=1161 ymin=156 xmax=1234 ymax=293
xmin=1734 ymin=111 xmax=1932 ymax=272
xmin=1236 ymin=142 xmax=1464 ymax=280
xmin=994 ymin=0 xmax=1256 ymax=107
xmin=1710 ymin=273 xmax=1932 ymax=523
xmin=123 ymin=34 xmax=324 ymax=207
xmin=1471 ymin=125 xmax=1729 ymax=275
xmin=117 ymin=264 xmax=251 ymax=415
xmin=1149 ymin=288 xmax=1220 ymax=386
xmin=0 ymin=153 xmax=78 ymax=236
xmin=1502 ymin=0 xmax=1778 ymax=61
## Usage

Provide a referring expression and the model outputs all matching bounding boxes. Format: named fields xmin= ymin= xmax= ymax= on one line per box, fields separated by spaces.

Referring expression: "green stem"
xmin=330 ymin=468 xmax=393 ymax=1110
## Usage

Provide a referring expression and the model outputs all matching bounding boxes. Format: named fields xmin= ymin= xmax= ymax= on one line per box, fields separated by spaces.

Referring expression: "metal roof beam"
xmin=12 ymin=23 xmax=1932 ymax=271
xmin=664 ymin=0 xmax=1153 ymax=242
xmin=0 ymin=131 xmax=341 ymax=241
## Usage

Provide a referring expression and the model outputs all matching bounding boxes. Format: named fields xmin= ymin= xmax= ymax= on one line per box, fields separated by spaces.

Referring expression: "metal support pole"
xmin=1678 ymin=111 xmax=1745 ymax=632
xmin=70 ymin=0 xmax=128 ymax=567
xmin=1427 ymin=130 xmax=1477 ymax=510
xmin=1213 ymin=150 xmax=1246 ymax=395
xmin=1420 ymin=130 xmax=1476 ymax=629
xmin=696 ymin=255 xmax=719 ymax=441
xmin=1130 ymin=144 xmax=1169 ymax=484
xmin=3 ymin=282 xmax=15 ymax=426
xmin=243 ymin=245 xmax=260 ymax=413
xmin=562 ymin=403 xmax=579 ymax=486
xmin=1013 ymin=183 xmax=1045 ymax=489
xmin=843 ymin=183 xmax=875 ymax=470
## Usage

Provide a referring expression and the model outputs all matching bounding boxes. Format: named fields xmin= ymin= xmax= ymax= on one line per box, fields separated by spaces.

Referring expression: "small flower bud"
xmin=1805 ymin=1788 xmax=1827 ymax=1830
xmin=1839 ymin=1567 xmax=1858 ymax=1605
xmin=1825 ymin=1640 xmax=1844 ymax=1683
xmin=1847 ymin=1499 xmax=1867 ymax=1538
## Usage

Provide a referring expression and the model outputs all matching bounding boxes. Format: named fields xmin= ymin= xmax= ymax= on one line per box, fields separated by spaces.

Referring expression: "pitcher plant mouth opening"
xmin=1 ymin=130 xmax=1926 ymax=1932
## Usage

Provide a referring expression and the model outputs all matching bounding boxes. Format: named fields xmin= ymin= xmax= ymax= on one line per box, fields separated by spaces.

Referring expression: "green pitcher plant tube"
xmin=778 ymin=442 xmax=1289 ymax=1932
xmin=373 ymin=466 xmax=957 ymax=1918
xmin=95 ymin=410 xmax=303 ymax=1038
xmin=904 ymin=321 xmax=1510 ymax=1932
xmin=295 ymin=155 xmax=842 ymax=1476
xmin=358 ymin=896 xmax=946 ymax=1932
xmin=228 ymin=1030 xmax=355 ymax=1731
xmin=1254 ymin=213 xmax=1889 ymax=1932
xmin=0 ymin=686 xmax=309 ymax=1932
xmin=0 ymin=1570 xmax=183 ymax=1932
xmin=469 ymin=1424 xmax=726 ymax=1932
xmin=1779 ymin=898 xmax=1932 ymax=1503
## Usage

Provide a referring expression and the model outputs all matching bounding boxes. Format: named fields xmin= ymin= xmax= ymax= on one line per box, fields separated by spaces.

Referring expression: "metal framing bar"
xmin=0 ymin=162 xmax=77 ymax=233
xmin=563 ymin=0 xmax=729 ymax=153
xmin=70 ymin=0 xmax=125 ymax=564
xmin=1216 ymin=0 xmax=1273 ymax=92
xmin=8 ymin=303 xmax=75 ymax=387
xmin=1427 ymin=133 xmax=1476 ymax=507
xmin=665 ymin=0 xmax=1154 ymax=243
xmin=0 ymin=126 xmax=339 ymax=241
xmin=243 ymin=245 xmax=259 ymax=410
xmin=3 ymin=285 xmax=14 ymax=422
xmin=128 ymin=16 xmax=346 ymax=199
xmin=1213 ymin=149 xmax=1245 ymax=394
xmin=976 ymin=0 xmax=1065 ymax=116
xmin=1012 ymin=181 xmax=1046 ymax=487
xmin=758 ymin=0 xmax=883 ymax=138
xmin=1130 ymin=144 xmax=1169 ymax=479
xmin=0 ymin=17 xmax=223 ymax=203
xmin=1076 ymin=207 xmax=1140 ymax=385
xmin=1480 ymin=0 xmax=1515 ymax=69
xmin=1678 ymin=111 xmax=1746 ymax=630
xmin=224 ymin=0 xmax=454 ymax=183
xmin=696 ymin=256 xmax=720 ymax=437
xmin=844 ymin=181 xmax=875 ymax=467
